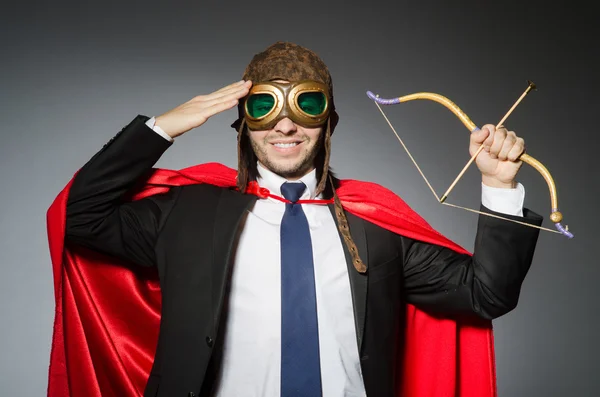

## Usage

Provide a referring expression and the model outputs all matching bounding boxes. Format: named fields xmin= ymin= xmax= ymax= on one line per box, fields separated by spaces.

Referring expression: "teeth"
xmin=274 ymin=143 xmax=298 ymax=148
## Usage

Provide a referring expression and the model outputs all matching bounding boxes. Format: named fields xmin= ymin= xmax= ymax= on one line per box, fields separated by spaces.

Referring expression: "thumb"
xmin=470 ymin=125 xmax=491 ymax=145
xmin=469 ymin=125 xmax=492 ymax=156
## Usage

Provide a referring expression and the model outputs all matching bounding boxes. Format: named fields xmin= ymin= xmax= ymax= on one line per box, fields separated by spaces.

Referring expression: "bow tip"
xmin=555 ymin=222 xmax=574 ymax=238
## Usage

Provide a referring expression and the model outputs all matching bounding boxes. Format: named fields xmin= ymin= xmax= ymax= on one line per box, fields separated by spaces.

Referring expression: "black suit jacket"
xmin=65 ymin=115 xmax=543 ymax=397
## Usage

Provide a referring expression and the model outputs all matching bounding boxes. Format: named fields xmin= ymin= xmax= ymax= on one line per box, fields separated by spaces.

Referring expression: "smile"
xmin=273 ymin=142 xmax=299 ymax=148
xmin=270 ymin=140 xmax=304 ymax=154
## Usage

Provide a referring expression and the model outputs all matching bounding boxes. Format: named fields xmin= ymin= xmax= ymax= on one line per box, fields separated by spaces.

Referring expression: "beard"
xmin=250 ymin=132 xmax=323 ymax=180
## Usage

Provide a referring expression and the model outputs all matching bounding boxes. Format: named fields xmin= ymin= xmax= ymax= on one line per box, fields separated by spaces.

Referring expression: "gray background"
xmin=1 ymin=0 xmax=597 ymax=396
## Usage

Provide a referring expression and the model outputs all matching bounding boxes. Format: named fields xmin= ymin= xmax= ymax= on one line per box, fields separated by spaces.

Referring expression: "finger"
xmin=197 ymin=90 xmax=249 ymax=111
xmin=480 ymin=124 xmax=496 ymax=150
xmin=489 ymin=126 xmax=507 ymax=159
xmin=212 ymin=79 xmax=252 ymax=96
xmin=507 ymin=137 xmax=525 ymax=161
xmin=497 ymin=130 xmax=517 ymax=160
xmin=212 ymin=81 xmax=252 ymax=101
xmin=197 ymin=97 xmax=240 ymax=120
xmin=198 ymin=90 xmax=248 ymax=112
xmin=197 ymin=81 xmax=252 ymax=103
xmin=215 ymin=80 xmax=247 ymax=93
xmin=190 ymin=80 xmax=249 ymax=102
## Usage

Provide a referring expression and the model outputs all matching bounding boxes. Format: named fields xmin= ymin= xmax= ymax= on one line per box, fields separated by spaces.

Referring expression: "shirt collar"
xmin=256 ymin=162 xmax=319 ymax=200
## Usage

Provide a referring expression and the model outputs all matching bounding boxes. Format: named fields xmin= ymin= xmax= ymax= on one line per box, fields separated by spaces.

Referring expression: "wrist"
xmin=154 ymin=116 xmax=178 ymax=139
xmin=147 ymin=116 xmax=174 ymax=142
xmin=482 ymin=175 xmax=516 ymax=189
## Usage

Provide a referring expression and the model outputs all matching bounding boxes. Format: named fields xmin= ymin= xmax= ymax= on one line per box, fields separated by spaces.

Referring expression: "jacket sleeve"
xmin=65 ymin=115 xmax=178 ymax=267
xmin=401 ymin=205 xmax=543 ymax=320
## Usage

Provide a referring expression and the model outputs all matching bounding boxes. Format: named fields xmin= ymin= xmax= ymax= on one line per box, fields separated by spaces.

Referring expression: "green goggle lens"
xmin=246 ymin=94 xmax=275 ymax=118
xmin=298 ymin=92 xmax=326 ymax=115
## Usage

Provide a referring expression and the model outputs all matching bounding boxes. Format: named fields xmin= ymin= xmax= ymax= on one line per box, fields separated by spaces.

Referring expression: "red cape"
xmin=46 ymin=162 xmax=496 ymax=396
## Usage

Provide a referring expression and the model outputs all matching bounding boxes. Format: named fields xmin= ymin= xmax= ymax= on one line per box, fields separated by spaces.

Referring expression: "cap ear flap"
xmin=231 ymin=96 xmax=246 ymax=131
xmin=236 ymin=118 xmax=249 ymax=193
xmin=315 ymin=118 xmax=332 ymax=197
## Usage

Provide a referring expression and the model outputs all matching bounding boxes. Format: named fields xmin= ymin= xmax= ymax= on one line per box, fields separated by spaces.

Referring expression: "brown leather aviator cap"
xmin=232 ymin=41 xmax=339 ymax=133
xmin=233 ymin=41 xmax=338 ymax=202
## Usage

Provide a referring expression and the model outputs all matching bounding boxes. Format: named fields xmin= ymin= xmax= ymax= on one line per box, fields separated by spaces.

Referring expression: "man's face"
xmin=246 ymin=78 xmax=325 ymax=180
xmin=248 ymin=117 xmax=323 ymax=180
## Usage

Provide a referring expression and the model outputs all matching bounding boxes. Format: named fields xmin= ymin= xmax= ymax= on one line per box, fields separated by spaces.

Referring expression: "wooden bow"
xmin=366 ymin=84 xmax=573 ymax=238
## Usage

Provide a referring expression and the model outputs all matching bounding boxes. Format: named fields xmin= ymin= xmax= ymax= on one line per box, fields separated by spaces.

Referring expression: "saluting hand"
xmin=470 ymin=124 xmax=526 ymax=189
xmin=155 ymin=80 xmax=252 ymax=139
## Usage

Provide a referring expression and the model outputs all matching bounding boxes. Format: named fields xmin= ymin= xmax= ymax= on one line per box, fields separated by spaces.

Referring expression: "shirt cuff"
xmin=481 ymin=182 xmax=525 ymax=217
xmin=146 ymin=116 xmax=173 ymax=142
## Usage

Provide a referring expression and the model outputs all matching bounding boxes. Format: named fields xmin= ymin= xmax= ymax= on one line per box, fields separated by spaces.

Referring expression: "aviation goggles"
xmin=243 ymin=80 xmax=331 ymax=130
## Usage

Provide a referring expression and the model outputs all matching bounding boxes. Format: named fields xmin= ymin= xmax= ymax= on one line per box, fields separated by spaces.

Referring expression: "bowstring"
xmin=373 ymin=102 xmax=440 ymax=202
xmin=373 ymin=101 xmax=561 ymax=234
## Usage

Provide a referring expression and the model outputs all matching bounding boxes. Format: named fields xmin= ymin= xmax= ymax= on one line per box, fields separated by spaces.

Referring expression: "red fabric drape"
xmin=46 ymin=162 xmax=496 ymax=396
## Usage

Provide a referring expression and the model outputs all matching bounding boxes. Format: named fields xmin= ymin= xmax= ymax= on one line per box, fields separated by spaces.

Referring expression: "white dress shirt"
xmin=144 ymin=116 xmax=525 ymax=396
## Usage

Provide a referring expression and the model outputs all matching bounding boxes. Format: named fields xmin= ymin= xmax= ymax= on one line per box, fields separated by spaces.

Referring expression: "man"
xmin=52 ymin=41 xmax=542 ymax=396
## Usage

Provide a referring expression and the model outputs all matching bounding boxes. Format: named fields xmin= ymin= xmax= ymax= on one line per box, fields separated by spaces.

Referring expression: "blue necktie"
xmin=280 ymin=182 xmax=322 ymax=397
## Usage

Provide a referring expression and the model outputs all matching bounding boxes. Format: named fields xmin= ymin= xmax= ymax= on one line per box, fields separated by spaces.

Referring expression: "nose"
xmin=274 ymin=117 xmax=297 ymax=134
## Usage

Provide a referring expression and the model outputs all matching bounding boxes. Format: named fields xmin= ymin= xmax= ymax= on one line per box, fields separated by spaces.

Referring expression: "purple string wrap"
xmin=366 ymin=91 xmax=400 ymax=104
xmin=553 ymin=209 xmax=574 ymax=238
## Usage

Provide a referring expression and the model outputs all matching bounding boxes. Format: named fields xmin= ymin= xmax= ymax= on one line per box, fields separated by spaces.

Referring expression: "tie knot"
xmin=281 ymin=182 xmax=307 ymax=203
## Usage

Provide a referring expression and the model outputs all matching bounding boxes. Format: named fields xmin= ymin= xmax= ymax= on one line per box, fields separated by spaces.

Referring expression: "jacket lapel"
xmin=328 ymin=204 xmax=369 ymax=352
xmin=212 ymin=189 xmax=257 ymax=326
